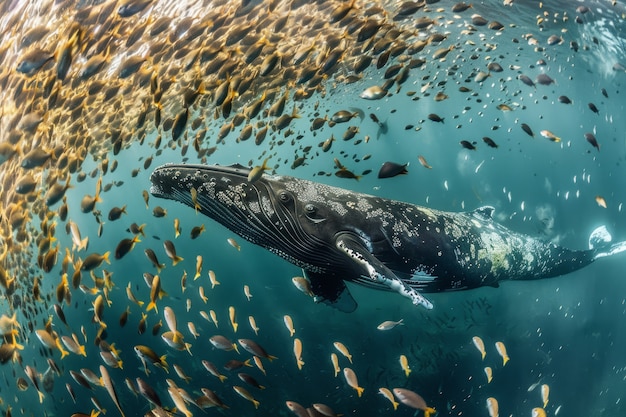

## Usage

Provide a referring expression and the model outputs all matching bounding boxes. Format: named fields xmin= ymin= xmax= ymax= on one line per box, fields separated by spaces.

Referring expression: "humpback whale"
xmin=150 ymin=163 xmax=626 ymax=312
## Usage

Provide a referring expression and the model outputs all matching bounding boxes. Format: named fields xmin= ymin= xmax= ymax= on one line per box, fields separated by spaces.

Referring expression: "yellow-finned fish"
xmin=484 ymin=366 xmax=493 ymax=383
xmin=293 ymin=338 xmax=304 ymax=370
xmin=208 ymin=270 xmax=220 ymax=288
xmin=331 ymin=353 xmax=340 ymax=377
xmin=233 ymin=385 xmax=260 ymax=409
xmin=283 ymin=315 xmax=295 ymax=337
xmin=532 ymin=407 xmax=547 ymax=417
xmin=343 ymin=367 xmax=364 ymax=397
xmin=495 ymin=341 xmax=509 ymax=366
xmin=199 ymin=286 xmax=208 ymax=303
xmin=399 ymin=354 xmax=411 ymax=377
xmin=163 ymin=240 xmax=183 ymax=266
xmin=134 ymin=345 xmax=169 ymax=373
xmin=472 ymin=336 xmax=486 ymax=360
xmin=243 ymin=284 xmax=252 ymax=301
xmin=333 ymin=342 xmax=352 ymax=363
xmin=486 ymin=397 xmax=498 ymax=417
xmin=100 ymin=365 xmax=126 ymax=417
xmin=146 ymin=275 xmax=162 ymax=313
xmin=194 ymin=255 xmax=202 ymax=280
xmin=229 ymin=306 xmax=238 ymax=333
xmin=248 ymin=316 xmax=260 ymax=335
xmin=378 ymin=387 xmax=399 ymax=410
xmin=392 ymin=388 xmax=435 ymax=417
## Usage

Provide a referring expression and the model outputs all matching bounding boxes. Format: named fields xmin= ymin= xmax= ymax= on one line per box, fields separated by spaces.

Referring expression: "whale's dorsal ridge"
xmin=473 ymin=205 xmax=495 ymax=220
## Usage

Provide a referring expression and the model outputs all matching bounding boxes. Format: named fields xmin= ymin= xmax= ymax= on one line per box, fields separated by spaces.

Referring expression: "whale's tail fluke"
xmin=589 ymin=225 xmax=626 ymax=259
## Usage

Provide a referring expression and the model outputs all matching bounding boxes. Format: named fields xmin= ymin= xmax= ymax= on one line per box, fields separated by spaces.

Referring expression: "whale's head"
xmin=149 ymin=163 xmax=355 ymax=270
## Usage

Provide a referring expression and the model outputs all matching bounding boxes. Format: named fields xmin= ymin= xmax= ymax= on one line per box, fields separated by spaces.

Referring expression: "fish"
xmin=146 ymin=274 xmax=163 ymax=313
xmin=194 ymin=255 xmax=203 ymax=280
xmin=61 ymin=335 xmax=86 ymax=356
xmin=228 ymin=237 xmax=241 ymax=251
xmin=81 ymin=251 xmax=110 ymax=271
xmin=532 ymin=407 xmax=547 ymax=417
xmin=331 ymin=353 xmax=340 ymax=377
xmin=460 ymin=140 xmax=477 ymax=150
xmin=331 ymin=109 xmax=364 ymax=123
xmin=209 ymin=335 xmax=239 ymax=353
xmin=521 ymin=123 xmax=535 ymax=137
xmin=418 ymin=156 xmax=432 ymax=169
xmin=343 ymin=368 xmax=364 ymax=397
xmin=536 ymin=73 xmax=555 ymax=85
xmin=233 ymin=385 xmax=260 ymax=409
xmin=482 ymin=137 xmax=499 ymax=148
xmin=144 ymin=248 xmax=165 ymax=274
xmin=428 ymin=113 xmax=445 ymax=123
xmin=114 ymin=235 xmax=140 ymax=260
xmin=202 ymin=360 xmax=227 ymax=382
xmin=25 ymin=365 xmax=45 ymax=403
xmin=100 ymin=365 xmax=126 ymax=417
xmin=283 ymin=315 xmax=295 ymax=337
xmin=484 ymin=366 xmax=493 ymax=383
xmin=248 ymin=158 xmax=271 ymax=183
xmin=291 ymin=276 xmax=314 ymax=296
xmin=378 ymin=387 xmax=399 ymax=410
xmin=558 ymin=95 xmax=572 ymax=104
xmin=163 ymin=240 xmax=183 ymax=266
xmin=293 ymin=338 xmax=304 ymax=370
xmin=595 ymin=196 xmax=607 ymax=208
xmin=540 ymin=130 xmax=561 ymax=142
xmin=286 ymin=401 xmax=309 ymax=417
xmin=585 ymin=133 xmax=600 ymax=151
xmin=108 ymin=205 xmax=127 ymax=221
xmin=399 ymin=354 xmax=411 ymax=377
xmin=333 ymin=342 xmax=353 ymax=363
xmin=495 ymin=341 xmax=510 ymax=365
xmin=190 ymin=224 xmax=206 ymax=239
xmin=134 ymin=345 xmax=169 ymax=373
xmin=335 ymin=167 xmax=361 ymax=181
xmin=167 ymin=386 xmax=193 ymax=417
xmin=229 ymin=306 xmax=238 ymax=332
xmin=378 ymin=162 xmax=408 ymax=179
xmin=173 ymin=218 xmax=181 ymax=238
xmin=173 ymin=363 xmax=192 ymax=383
xmin=486 ymin=397 xmax=499 ymax=417
xmin=360 ymin=85 xmax=387 ymax=100
xmin=377 ymin=319 xmax=404 ymax=330
xmin=472 ymin=336 xmax=486 ymax=360
xmin=208 ymin=270 xmax=220 ymax=288
xmin=393 ymin=388 xmax=435 ymax=416
xmin=238 ymin=339 xmax=277 ymax=361
xmin=243 ymin=285 xmax=252 ymax=301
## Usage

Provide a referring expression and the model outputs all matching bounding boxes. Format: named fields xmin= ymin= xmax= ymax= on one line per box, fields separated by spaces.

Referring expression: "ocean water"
xmin=1 ymin=0 xmax=626 ymax=416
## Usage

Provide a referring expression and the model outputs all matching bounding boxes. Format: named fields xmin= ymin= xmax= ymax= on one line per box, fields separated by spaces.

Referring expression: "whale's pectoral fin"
xmin=335 ymin=233 xmax=434 ymax=310
xmin=303 ymin=270 xmax=358 ymax=313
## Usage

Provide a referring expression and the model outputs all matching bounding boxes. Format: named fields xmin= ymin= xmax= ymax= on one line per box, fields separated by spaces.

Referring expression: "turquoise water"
xmin=1 ymin=0 xmax=626 ymax=416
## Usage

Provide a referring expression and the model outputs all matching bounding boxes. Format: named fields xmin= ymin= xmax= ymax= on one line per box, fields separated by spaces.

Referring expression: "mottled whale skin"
xmin=150 ymin=163 xmax=626 ymax=312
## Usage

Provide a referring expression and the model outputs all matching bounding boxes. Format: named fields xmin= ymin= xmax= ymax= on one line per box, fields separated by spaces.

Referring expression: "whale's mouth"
xmin=150 ymin=163 xmax=335 ymax=272
xmin=149 ymin=163 xmax=297 ymax=250
xmin=149 ymin=163 xmax=252 ymax=200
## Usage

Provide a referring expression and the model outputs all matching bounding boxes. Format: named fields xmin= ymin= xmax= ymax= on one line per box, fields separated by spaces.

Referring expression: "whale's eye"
xmin=279 ymin=191 xmax=290 ymax=203
xmin=305 ymin=204 xmax=316 ymax=214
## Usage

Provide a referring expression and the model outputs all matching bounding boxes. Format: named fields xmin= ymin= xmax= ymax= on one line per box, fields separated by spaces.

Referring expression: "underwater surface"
xmin=1 ymin=0 xmax=626 ymax=416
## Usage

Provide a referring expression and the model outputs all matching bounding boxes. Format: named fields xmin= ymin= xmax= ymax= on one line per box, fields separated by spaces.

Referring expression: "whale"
xmin=149 ymin=163 xmax=626 ymax=312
